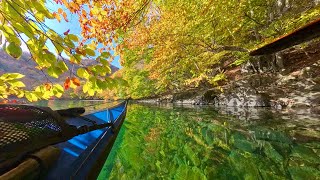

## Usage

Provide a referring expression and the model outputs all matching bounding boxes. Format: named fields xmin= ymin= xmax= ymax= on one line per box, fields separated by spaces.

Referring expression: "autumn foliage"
xmin=0 ymin=0 xmax=319 ymax=101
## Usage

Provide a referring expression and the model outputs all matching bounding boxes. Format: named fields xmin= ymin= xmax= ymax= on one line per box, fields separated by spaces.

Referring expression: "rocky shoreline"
xmin=138 ymin=40 xmax=320 ymax=115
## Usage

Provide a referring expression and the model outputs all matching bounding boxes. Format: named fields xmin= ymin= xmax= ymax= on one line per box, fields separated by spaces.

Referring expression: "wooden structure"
xmin=250 ymin=18 xmax=320 ymax=56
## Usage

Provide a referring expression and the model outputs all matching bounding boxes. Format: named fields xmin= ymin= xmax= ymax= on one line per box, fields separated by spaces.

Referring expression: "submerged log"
xmin=250 ymin=18 xmax=320 ymax=56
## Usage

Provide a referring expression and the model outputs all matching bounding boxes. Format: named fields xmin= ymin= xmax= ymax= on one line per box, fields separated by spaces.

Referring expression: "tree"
xmin=116 ymin=0 xmax=320 ymax=98
xmin=1 ymin=0 xmax=319 ymax=101
xmin=0 ymin=0 xmax=136 ymax=101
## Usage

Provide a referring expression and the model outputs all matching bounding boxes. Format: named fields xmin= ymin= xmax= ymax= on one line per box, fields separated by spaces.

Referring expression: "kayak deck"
xmin=45 ymin=101 xmax=127 ymax=179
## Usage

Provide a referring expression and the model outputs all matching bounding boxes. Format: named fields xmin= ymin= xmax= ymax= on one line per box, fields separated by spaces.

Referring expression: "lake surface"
xmin=98 ymin=103 xmax=320 ymax=180
xmin=37 ymin=101 xmax=320 ymax=179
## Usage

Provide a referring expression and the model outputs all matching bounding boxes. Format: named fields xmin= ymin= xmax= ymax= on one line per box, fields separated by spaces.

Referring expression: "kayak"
xmin=0 ymin=101 xmax=128 ymax=179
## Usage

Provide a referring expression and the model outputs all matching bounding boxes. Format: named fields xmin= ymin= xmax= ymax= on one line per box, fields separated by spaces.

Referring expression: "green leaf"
xmin=100 ymin=58 xmax=109 ymax=66
xmin=77 ymin=68 xmax=90 ymax=79
xmin=25 ymin=92 xmax=38 ymax=102
xmin=2 ymin=25 xmax=15 ymax=36
xmin=67 ymin=34 xmax=79 ymax=42
xmin=70 ymin=54 xmax=81 ymax=64
xmin=96 ymin=79 xmax=107 ymax=89
xmin=43 ymin=51 xmax=56 ymax=65
xmin=85 ymin=48 xmax=96 ymax=56
xmin=233 ymin=139 xmax=257 ymax=152
xmin=83 ymin=82 xmax=89 ymax=93
xmin=155 ymin=160 xmax=161 ymax=170
xmin=1 ymin=25 xmax=21 ymax=45
xmin=263 ymin=142 xmax=283 ymax=163
xmin=183 ymin=144 xmax=200 ymax=166
xmin=64 ymin=38 xmax=75 ymax=48
xmin=47 ymin=67 xmax=62 ymax=78
xmin=32 ymin=1 xmax=53 ymax=19
xmin=6 ymin=42 xmax=22 ymax=59
xmin=11 ymin=22 xmax=34 ymax=38
xmin=53 ymin=84 xmax=64 ymax=98
xmin=58 ymin=61 xmax=68 ymax=72
xmin=0 ymin=73 xmax=25 ymax=80
xmin=17 ymin=91 xmax=24 ymax=98
xmin=53 ymin=42 xmax=64 ymax=54
xmin=47 ymin=29 xmax=63 ymax=42
xmin=88 ymin=88 xmax=95 ymax=96
xmin=8 ymin=80 xmax=25 ymax=88
xmin=100 ymin=52 xmax=110 ymax=58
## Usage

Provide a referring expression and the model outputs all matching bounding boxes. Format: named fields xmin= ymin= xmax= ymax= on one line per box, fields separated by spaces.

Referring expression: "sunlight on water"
xmin=98 ymin=103 xmax=320 ymax=180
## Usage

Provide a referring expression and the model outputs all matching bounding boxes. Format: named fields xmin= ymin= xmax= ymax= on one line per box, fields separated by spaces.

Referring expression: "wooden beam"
xmin=250 ymin=18 xmax=320 ymax=56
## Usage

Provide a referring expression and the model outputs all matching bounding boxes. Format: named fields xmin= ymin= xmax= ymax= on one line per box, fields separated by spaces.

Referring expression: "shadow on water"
xmin=98 ymin=103 xmax=320 ymax=179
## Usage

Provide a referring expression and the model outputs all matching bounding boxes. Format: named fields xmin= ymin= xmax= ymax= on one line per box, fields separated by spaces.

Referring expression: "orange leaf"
xmin=53 ymin=12 xmax=61 ymax=22
xmin=64 ymin=77 xmax=71 ymax=90
xmin=75 ymin=48 xmax=85 ymax=55
xmin=58 ymin=8 xmax=63 ymax=14
xmin=62 ymin=12 xmax=68 ymax=22
xmin=44 ymin=83 xmax=52 ymax=91
xmin=71 ymin=77 xmax=81 ymax=86
xmin=82 ymin=9 xmax=87 ymax=17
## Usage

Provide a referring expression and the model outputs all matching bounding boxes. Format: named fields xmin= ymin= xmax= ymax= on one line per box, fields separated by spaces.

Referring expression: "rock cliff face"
xmin=213 ymin=40 xmax=320 ymax=112
xmin=139 ymin=40 xmax=320 ymax=114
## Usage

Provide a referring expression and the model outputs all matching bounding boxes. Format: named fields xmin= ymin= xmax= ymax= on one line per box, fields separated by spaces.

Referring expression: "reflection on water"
xmin=32 ymin=100 xmax=123 ymax=115
xmin=99 ymin=103 xmax=320 ymax=179
xmin=33 ymin=100 xmax=105 ymax=110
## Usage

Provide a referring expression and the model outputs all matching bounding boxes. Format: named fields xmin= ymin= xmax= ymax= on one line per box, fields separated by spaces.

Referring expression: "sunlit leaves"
xmin=85 ymin=48 xmax=95 ymax=56
xmin=47 ymin=66 xmax=62 ymax=78
xmin=7 ymin=80 xmax=25 ymax=88
xmin=0 ymin=73 xmax=24 ymax=80
xmin=67 ymin=34 xmax=79 ymax=42
xmin=71 ymin=77 xmax=81 ymax=86
xmin=52 ymin=84 xmax=64 ymax=98
xmin=25 ymin=92 xmax=38 ymax=102
xmin=64 ymin=77 xmax=71 ymax=90
xmin=57 ymin=61 xmax=68 ymax=72
xmin=0 ymin=73 xmax=38 ymax=101
xmin=113 ymin=0 xmax=320 ymax=99
xmin=53 ymin=12 xmax=61 ymax=22
xmin=83 ymin=81 xmax=89 ymax=93
xmin=0 ymin=25 xmax=21 ymax=45
xmin=5 ymin=42 xmax=22 ymax=59
xmin=77 ymin=68 xmax=90 ymax=79
xmin=0 ymin=0 xmax=137 ymax=100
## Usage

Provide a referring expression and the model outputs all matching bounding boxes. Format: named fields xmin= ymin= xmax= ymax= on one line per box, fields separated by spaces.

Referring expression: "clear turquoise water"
xmin=98 ymin=103 xmax=320 ymax=180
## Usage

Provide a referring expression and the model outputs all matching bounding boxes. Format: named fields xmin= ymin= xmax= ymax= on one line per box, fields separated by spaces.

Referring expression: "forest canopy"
xmin=0 ymin=0 xmax=319 ymax=101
